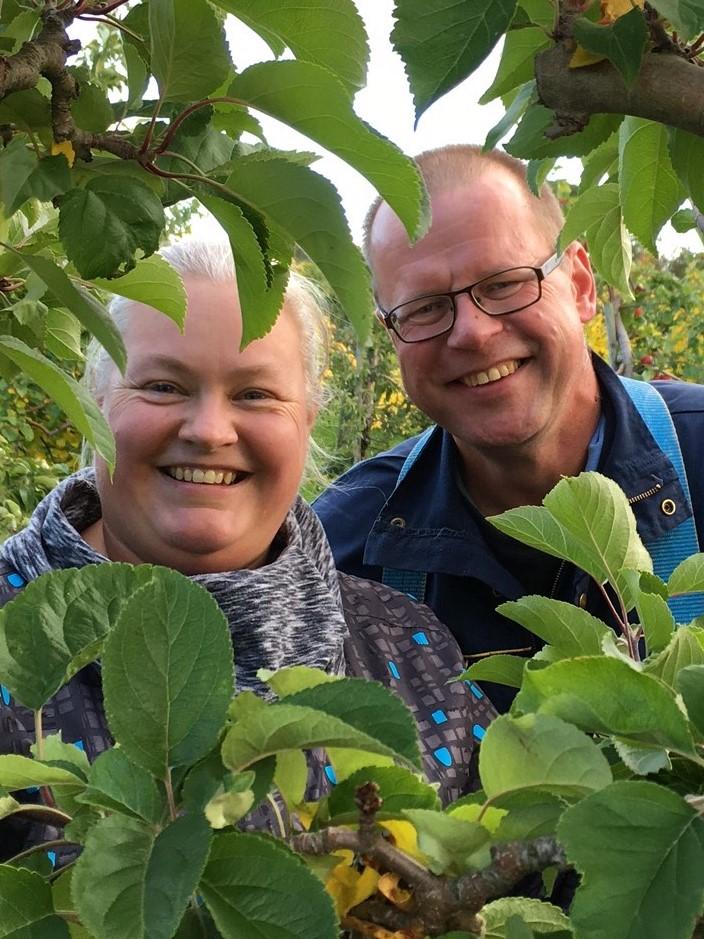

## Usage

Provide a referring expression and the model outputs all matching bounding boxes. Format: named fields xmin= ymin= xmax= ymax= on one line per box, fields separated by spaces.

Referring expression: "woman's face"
xmin=90 ymin=276 xmax=315 ymax=573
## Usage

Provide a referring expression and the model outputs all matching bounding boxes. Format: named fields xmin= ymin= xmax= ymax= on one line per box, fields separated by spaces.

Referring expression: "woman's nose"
xmin=178 ymin=397 xmax=239 ymax=449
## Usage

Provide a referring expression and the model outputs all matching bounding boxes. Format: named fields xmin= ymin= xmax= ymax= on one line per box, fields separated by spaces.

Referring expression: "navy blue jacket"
xmin=315 ymin=358 xmax=704 ymax=711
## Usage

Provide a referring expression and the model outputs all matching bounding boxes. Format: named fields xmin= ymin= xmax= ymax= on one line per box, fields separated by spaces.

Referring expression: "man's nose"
xmin=178 ymin=396 xmax=238 ymax=449
xmin=445 ymin=292 xmax=504 ymax=350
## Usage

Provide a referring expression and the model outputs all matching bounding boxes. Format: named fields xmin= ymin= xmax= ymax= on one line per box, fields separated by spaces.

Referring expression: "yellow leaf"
xmin=51 ymin=140 xmax=75 ymax=167
xmin=326 ymin=861 xmax=379 ymax=916
xmin=569 ymin=45 xmax=607 ymax=68
xmin=379 ymin=820 xmax=427 ymax=863
xmin=377 ymin=872 xmax=414 ymax=911
xmin=601 ymin=0 xmax=645 ymax=22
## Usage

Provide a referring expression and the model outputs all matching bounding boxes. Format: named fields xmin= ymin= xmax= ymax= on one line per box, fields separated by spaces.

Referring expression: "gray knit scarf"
xmin=1 ymin=469 xmax=348 ymax=696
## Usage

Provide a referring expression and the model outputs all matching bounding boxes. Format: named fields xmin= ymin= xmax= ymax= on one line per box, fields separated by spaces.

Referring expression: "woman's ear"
xmin=567 ymin=241 xmax=597 ymax=324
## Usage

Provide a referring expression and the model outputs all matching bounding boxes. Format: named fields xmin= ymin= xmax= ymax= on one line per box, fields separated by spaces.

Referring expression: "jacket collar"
xmin=363 ymin=355 xmax=690 ymax=590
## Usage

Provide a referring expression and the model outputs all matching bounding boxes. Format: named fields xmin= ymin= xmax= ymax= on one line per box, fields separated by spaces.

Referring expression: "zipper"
xmin=627 ymin=481 xmax=663 ymax=505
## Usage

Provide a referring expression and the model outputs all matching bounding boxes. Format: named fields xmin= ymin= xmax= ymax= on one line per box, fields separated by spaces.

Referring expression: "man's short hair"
xmin=362 ymin=144 xmax=565 ymax=264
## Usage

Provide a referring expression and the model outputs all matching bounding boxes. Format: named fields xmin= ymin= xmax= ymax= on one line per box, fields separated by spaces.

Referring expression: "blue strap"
xmin=382 ymin=428 xmax=434 ymax=601
xmin=619 ymin=376 xmax=704 ymax=622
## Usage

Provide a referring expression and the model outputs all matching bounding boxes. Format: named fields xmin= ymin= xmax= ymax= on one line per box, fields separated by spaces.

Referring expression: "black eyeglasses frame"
xmin=377 ymin=252 xmax=565 ymax=344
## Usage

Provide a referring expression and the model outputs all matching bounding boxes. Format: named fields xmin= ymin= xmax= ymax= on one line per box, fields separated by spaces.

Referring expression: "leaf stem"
xmin=56 ymin=910 xmax=82 ymax=924
xmin=8 ymin=838 xmax=76 ymax=865
xmin=34 ymin=707 xmax=44 ymax=760
xmin=596 ymin=581 xmax=639 ymax=661
xmin=77 ymin=13 xmax=146 ymax=45
xmin=165 ymin=770 xmax=177 ymax=821
xmin=266 ymin=793 xmax=288 ymax=839
xmin=155 ymin=96 xmax=247 ymax=156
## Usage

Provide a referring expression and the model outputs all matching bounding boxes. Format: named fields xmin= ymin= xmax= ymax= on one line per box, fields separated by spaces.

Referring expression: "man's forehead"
xmin=369 ymin=169 xmax=528 ymax=255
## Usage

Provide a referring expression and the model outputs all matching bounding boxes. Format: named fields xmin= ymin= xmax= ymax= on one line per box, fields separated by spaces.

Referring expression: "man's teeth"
xmin=463 ymin=359 xmax=520 ymax=388
xmin=166 ymin=467 xmax=236 ymax=485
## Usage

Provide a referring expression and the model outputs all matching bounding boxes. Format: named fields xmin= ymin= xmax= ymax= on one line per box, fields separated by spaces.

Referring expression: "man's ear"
xmin=567 ymin=241 xmax=597 ymax=324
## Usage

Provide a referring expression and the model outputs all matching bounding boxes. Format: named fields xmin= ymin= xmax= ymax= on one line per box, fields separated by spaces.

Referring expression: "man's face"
xmin=369 ymin=171 xmax=597 ymax=461
xmin=93 ymin=277 xmax=314 ymax=573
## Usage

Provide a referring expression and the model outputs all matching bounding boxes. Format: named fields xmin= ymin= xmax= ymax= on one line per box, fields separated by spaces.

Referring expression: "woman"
xmin=0 ymin=241 xmax=495 ymax=857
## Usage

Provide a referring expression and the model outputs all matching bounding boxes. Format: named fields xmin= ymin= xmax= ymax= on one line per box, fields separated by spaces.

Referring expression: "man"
xmin=315 ymin=145 xmax=704 ymax=710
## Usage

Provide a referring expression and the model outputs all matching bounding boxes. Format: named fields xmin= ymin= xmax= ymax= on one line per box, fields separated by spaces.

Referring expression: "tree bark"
xmin=536 ymin=44 xmax=704 ymax=138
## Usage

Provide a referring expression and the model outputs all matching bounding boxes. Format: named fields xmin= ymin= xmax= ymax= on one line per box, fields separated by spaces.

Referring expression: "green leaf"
xmin=669 ymin=128 xmax=704 ymax=215
xmin=0 ymin=754 xmax=84 ymax=790
xmin=317 ymin=765 xmax=440 ymax=826
xmin=157 ymin=108 xmax=234 ymax=208
xmin=579 ymin=132 xmax=619 ymax=193
xmin=480 ymin=28 xmax=550 ymax=103
xmin=677 ymin=665 xmax=704 ymax=738
xmin=560 ymin=780 xmax=704 ymax=939
xmin=102 ymin=567 xmax=234 ymax=778
xmin=635 ymin=588 xmax=675 ymax=653
xmin=123 ymin=39 xmax=148 ymax=109
xmin=404 ymin=808 xmax=491 ymax=875
xmin=458 ymin=654 xmax=526 ymax=688
xmin=0 ymin=866 xmax=69 ymax=938
xmin=526 ymin=157 xmax=555 ymax=197
xmin=671 ymin=208 xmax=697 ymax=233
xmin=197 ymin=193 xmax=290 ymax=345
xmin=45 ymin=308 xmax=83 ymax=362
xmin=480 ymin=713 xmax=612 ymax=802
xmin=490 ymin=472 xmax=650 ymax=596
xmin=392 ymin=0 xmax=517 ymax=121
xmin=71 ymin=80 xmax=114 ymax=134
xmin=644 ymin=626 xmax=704 ymax=687
xmin=227 ymin=60 xmax=427 ymax=243
xmin=516 ymin=0 xmax=555 ymax=29
xmin=260 ymin=665 xmax=335 ymax=698
xmin=77 ymin=747 xmax=165 ymax=824
xmin=484 ymin=81 xmax=536 ymax=151
xmin=14 ymin=250 xmax=126 ymax=371
xmin=506 ymin=917 xmax=535 ymax=939
xmin=497 ymin=596 xmax=609 ymax=657
xmin=0 ymin=564 xmax=152 ymax=710
xmin=506 ymin=106 xmax=621 ymax=159
xmin=204 ymin=784 xmax=255 ymax=830
xmin=222 ymin=702 xmax=414 ymax=774
xmin=514 ymin=656 xmax=695 ymax=754
xmin=669 ymin=552 xmax=704 ymax=595
xmin=37 ymin=733 xmax=90 ymax=780
xmin=11 ymin=154 xmax=71 ymax=214
xmin=0 ymin=89 xmax=51 ymax=135
xmin=619 ymin=117 xmax=685 ymax=254
xmin=72 ymin=813 xmax=212 ymax=939
xmin=0 ymin=136 xmax=37 ymax=216
xmin=612 ymin=738 xmax=671 ymax=775
xmin=225 ymin=154 xmax=373 ymax=340
xmin=59 ymin=176 xmax=165 ymax=279
xmin=0 ymin=336 xmax=115 ymax=470
xmin=493 ymin=791 xmax=566 ymax=842
xmin=483 ymin=898 xmax=571 ymax=938
xmin=211 ymin=0 xmax=369 ymax=94
xmin=651 ymin=0 xmax=704 ymax=39
xmin=285 ymin=678 xmax=420 ymax=768
xmin=200 ymin=831 xmax=338 ymax=939
xmin=92 ymin=254 xmax=187 ymax=331
xmin=274 ymin=749 xmax=308 ymax=807
xmin=149 ymin=0 xmax=231 ymax=102
xmin=573 ymin=7 xmax=648 ymax=86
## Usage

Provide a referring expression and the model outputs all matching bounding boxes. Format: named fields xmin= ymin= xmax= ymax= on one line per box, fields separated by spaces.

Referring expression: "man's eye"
xmin=239 ymin=389 xmax=269 ymax=401
xmin=481 ymin=279 xmax=523 ymax=298
xmin=403 ymin=298 xmax=451 ymax=320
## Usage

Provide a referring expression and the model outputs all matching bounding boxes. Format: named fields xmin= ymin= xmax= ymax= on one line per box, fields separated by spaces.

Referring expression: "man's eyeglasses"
xmin=377 ymin=252 xmax=565 ymax=344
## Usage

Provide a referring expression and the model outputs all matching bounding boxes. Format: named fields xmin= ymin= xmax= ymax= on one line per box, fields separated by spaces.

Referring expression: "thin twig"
xmin=155 ymin=96 xmax=246 ymax=155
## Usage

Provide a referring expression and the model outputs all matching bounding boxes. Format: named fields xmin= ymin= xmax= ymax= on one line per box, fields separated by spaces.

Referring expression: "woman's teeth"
xmin=165 ymin=467 xmax=237 ymax=485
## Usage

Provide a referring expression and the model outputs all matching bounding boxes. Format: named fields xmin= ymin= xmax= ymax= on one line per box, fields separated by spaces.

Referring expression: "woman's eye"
xmin=145 ymin=382 xmax=181 ymax=394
